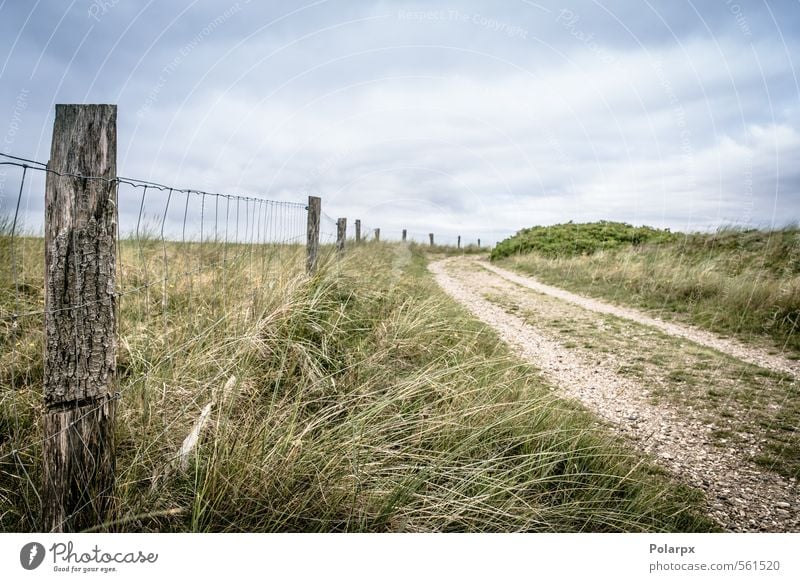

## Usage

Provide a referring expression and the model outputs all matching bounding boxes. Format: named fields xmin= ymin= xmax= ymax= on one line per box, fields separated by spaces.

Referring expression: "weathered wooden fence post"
xmin=306 ymin=195 xmax=321 ymax=273
xmin=429 ymin=233 xmax=434 ymax=247
xmin=355 ymin=219 xmax=361 ymax=243
xmin=43 ymin=104 xmax=118 ymax=532
xmin=478 ymin=238 xmax=481 ymax=248
xmin=402 ymin=229 xmax=407 ymax=242
xmin=374 ymin=228 xmax=380 ymax=242
xmin=336 ymin=217 xmax=346 ymax=256
xmin=457 ymin=235 xmax=461 ymax=249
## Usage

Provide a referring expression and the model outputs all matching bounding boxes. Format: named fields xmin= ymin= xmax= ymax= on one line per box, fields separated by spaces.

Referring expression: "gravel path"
xmin=481 ymin=261 xmax=800 ymax=378
xmin=430 ymin=257 xmax=799 ymax=532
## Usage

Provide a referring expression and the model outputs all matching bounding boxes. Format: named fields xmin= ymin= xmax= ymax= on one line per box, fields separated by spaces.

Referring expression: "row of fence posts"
xmin=305 ymin=203 xmax=481 ymax=274
xmin=38 ymin=104 xmax=483 ymax=530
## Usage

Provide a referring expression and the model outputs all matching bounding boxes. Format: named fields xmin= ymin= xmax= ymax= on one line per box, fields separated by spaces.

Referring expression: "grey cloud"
xmin=1 ymin=0 xmax=798 ymax=246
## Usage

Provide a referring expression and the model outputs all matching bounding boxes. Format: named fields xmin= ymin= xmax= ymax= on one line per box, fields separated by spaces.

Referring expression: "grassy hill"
xmin=492 ymin=222 xmax=800 ymax=354
xmin=490 ymin=221 xmax=677 ymax=260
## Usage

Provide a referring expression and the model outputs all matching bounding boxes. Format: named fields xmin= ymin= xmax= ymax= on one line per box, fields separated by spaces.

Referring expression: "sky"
xmin=0 ymin=0 xmax=799 ymax=246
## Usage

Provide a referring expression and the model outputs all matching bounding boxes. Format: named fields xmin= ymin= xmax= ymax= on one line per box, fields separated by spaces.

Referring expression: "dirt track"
xmin=430 ymin=256 xmax=799 ymax=532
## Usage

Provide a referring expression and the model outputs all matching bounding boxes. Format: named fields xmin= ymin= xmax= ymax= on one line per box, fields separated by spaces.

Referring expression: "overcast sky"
xmin=1 ymin=0 xmax=798 ymax=245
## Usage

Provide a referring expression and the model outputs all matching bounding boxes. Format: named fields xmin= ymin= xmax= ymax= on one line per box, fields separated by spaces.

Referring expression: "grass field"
xmin=0 ymin=229 xmax=716 ymax=532
xmin=493 ymin=223 xmax=800 ymax=355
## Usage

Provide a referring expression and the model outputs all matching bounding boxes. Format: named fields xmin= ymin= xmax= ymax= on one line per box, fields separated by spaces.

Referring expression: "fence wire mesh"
xmin=0 ymin=153 xmax=326 ymax=531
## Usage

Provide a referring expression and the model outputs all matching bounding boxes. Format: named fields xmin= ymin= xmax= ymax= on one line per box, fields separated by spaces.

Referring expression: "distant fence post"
xmin=429 ymin=233 xmax=434 ymax=247
xmin=355 ymin=219 xmax=361 ymax=243
xmin=457 ymin=235 xmax=461 ymax=249
xmin=478 ymin=238 xmax=481 ymax=248
xmin=306 ymin=195 xmax=321 ymax=273
xmin=43 ymin=104 xmax=118 ymax=532
xmin=336 ymin=217 xmax=346 ymax=256
xmin=375 ymin=228 xmax=380 ymax=242
xmin=402 ymin=229 xmax=407 ymax=241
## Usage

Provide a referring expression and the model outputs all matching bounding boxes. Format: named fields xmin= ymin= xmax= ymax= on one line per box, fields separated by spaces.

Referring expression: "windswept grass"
xmin=1 ymin=233 xmax=716 ymax=532
xmin=495 ymin=224 xmax=800 ymax=355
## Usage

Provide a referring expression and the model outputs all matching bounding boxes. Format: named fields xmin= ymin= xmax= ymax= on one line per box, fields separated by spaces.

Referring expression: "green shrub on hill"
xmin=490 ymin=221 xmax=677 ymax=260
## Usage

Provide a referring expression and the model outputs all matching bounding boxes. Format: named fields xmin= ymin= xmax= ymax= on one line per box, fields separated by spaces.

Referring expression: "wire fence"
xmin=320 ymin=210 xmax=339 ymax=244
xmin=0 ymin=107 xmax=488 ymax=532
xmin=0 ymin=148 xmax=319 ymax=531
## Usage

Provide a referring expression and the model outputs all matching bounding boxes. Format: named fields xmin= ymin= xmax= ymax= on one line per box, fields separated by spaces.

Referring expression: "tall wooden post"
xmin=457 ymin=235 xmax=461 ymax=249
xmin=402 ymin=229 xmax=407 ymax=241
xmin=306 ymin=196 xmax=321 ymax=273
xmin=336 ymin=217 xmax=346 ymax=256
xmin=429 ymin=233 xmax=434 ymax=247
xmin=374 ymin=228 xmax=380 ymax=242
xmin=355 ymin=219 xmax=361 ymax=243
xmin=478 ymin=238 xmax=481 ymax=248
xmin=43 ymin=104 xmax=118 ymax=532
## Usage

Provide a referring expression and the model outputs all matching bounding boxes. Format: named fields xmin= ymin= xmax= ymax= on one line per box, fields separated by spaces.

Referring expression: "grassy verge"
xmin=495 ymin=226 xmax=800 ymax=356
xmin=1 ymin=235 xmax=717 ymax=531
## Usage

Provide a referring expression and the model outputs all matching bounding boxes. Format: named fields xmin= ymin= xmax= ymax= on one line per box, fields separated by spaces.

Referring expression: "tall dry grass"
xmin=0 ymin=234 xmax=716 ymax=531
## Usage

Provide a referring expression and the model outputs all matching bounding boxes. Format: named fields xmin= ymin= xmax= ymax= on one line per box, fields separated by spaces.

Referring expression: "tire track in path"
xmin=482 ymin=260 xmax=800 ymax=378
xmin=430 ymin=257 xmax=799 ymax=532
